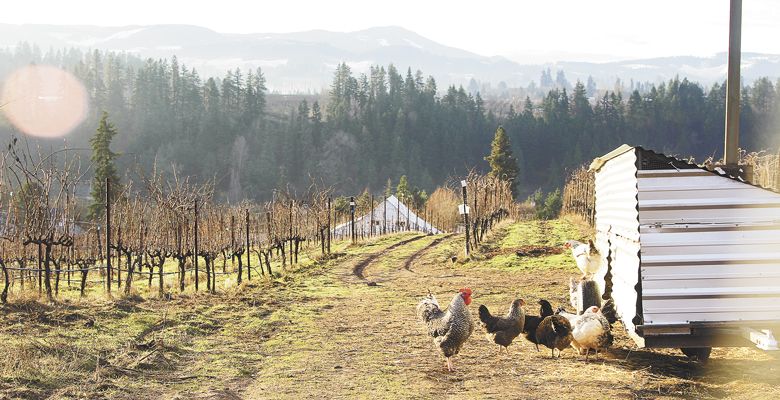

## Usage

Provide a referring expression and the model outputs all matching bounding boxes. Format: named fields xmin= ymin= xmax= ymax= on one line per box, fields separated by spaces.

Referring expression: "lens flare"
xmin=1 ymin=65 xmax=88 ymax=138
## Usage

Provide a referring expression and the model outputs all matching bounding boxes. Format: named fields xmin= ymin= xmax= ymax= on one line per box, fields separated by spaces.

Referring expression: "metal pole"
xmin=327 ymin=197 xmax=331 ymax=253
xmin=350 ymin=196 xmax=356 ymax=243
xmin=724 ymin=0 xmax=742 ymax=165
xmin=395 ymin=196 xmax=400 ymax=232
xmin=383 ymin=195 xmax=387 ymax=235
xmin=370 ymin=195 xmax=374 ymax=237
xmin=461 ymin=181 xmax=470 ymax=257
xmin=406 ymin=198 xmax=410 ymax=231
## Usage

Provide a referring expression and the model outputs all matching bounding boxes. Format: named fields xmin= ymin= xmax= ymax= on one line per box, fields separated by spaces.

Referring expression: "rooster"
xmin=478 ymin=299 xmax=526 ymax=354
xmin=536 ymin=314 xmax=573 ymax=358
xmin=417 ymin=288 xmax=475 ymax=371
xmin=557 ymin=305 xmax=613 ymax=361
xmin=564 ymin=239 xmax=602 ymax=278
xmin=522 ymin=299 xmax=554 ymax=350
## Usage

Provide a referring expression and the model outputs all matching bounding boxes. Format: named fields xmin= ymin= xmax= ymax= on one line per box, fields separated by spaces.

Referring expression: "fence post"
xmin=105 ymin=177 xmax=112 ymax=294
xmin=461 ymin=180 xmax=470 ymax=257
xmin=327 ymin=197 xmax=331 ymax=253
xmin=370 ymin=195 xmax=374 ymax=237
xmin=350 ymin=196 xmax=356 ymax=243
xmin=246 ymin=208 xmax=251 ymax=281
xmin=194 ymin=199 xmax=199 ymax=292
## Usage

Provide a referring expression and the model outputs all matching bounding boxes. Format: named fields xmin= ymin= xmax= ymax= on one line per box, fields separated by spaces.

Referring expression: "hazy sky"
xmin=4 ymin=0 xmax=779 ymax=62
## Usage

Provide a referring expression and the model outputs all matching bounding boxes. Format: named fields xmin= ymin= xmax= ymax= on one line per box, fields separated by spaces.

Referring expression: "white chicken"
xmin=557 ymin=305 xmax=613 ymax=361
xmin=564 ymin=240 xmax=602 ymax=278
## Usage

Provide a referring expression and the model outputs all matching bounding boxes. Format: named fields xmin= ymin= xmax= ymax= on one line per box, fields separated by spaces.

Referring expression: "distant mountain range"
xmin=1 ymin=23 xmax=778 ymax=93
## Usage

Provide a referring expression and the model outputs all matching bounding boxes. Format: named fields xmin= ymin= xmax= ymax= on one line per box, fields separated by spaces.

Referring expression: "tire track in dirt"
xmin=351 ymin=234 xmax=427 ymax=279
xmin=402 ymin=234 xmax=455 ymax=273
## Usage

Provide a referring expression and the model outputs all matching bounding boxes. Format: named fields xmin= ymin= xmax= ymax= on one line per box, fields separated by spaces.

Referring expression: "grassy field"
xmin=2 ymin=218 xmax=779 ymax=399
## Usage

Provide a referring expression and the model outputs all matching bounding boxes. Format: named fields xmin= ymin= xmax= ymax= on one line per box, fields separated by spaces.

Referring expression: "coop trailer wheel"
xmin=680 ymin=347 xmax=712 ymax=361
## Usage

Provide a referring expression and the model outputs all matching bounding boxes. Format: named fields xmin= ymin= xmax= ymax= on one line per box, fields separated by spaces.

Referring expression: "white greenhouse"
xmin=331 ymin=195 xmax=443 ymax=238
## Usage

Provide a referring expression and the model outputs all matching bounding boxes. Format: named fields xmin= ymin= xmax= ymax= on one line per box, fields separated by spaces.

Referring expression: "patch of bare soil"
xmin=483 ymin=245 xmax=563 ymax=259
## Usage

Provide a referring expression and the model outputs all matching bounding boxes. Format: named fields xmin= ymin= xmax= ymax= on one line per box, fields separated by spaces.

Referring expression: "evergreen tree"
xmin=485 ymin=125 xmax=519 ymax=197
xmin=89 ymin=111 xmax=121 ymax=220
xmin=396 ymin=175 xmax=412 ymax=202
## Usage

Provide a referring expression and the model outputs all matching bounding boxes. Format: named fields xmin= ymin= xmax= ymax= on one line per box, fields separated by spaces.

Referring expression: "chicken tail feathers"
xmin=478 ymin=304 xmax=498 ymax=331
xmin=551 ymin=316 xmax=572 ymax=337
xmin=601 ymin=298 xmax=618 ymax=325
xmin=417 ymin=295 xmax=442 ymax=323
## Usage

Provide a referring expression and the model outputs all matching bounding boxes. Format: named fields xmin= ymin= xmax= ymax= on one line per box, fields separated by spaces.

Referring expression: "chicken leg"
xmin=446 ymin=357 xmax=454 ymax=372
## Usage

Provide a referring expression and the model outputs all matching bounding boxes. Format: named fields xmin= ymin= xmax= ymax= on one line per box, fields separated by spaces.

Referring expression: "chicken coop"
xmin=588 ymin=144 xmax=780 ymax=358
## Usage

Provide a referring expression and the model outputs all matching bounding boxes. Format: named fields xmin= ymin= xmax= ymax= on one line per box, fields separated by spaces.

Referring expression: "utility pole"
xmin=724 ymin=0 xmax=742 ymax=167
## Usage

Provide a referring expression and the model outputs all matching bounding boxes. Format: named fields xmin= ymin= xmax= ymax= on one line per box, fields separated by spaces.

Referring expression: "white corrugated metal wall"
xmin=593 ymin=149 xmax=644 ymax=345
xmin=638 ymin=169 xmax=780 ymax=327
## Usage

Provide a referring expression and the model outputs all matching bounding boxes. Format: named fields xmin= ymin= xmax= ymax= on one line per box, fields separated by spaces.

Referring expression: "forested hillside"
xmin=1 ymin=45 xmax=778 ymax=200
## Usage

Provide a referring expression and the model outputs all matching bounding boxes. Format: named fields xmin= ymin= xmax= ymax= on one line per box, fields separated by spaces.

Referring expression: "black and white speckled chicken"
xmin=536 ymin=314 xmax=573 ymax=358
xmin=558 ymin=305 xmax=613 ymax=360
xmin=416 ymin=288 xmax=475 ymax=371
xmin=569 ymin=277 xmax=602 ymax=314
xmin=522 ymin=299 xmax=555 ymax=350
xmin=478 ymin=298 xmax=526 ymax=353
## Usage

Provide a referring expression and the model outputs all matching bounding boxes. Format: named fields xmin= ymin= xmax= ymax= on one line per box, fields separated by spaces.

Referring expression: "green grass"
xmin=460 ymin=217 xmax=592 ymax=273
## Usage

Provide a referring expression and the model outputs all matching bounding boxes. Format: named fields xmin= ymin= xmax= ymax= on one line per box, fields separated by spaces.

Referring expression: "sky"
xmin=3 ymin=0 xmax=779 ymax=63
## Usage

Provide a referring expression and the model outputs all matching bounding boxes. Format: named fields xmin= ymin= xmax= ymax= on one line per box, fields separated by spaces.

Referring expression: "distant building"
xmin=332 ymin=195 xmax=442 ymax=237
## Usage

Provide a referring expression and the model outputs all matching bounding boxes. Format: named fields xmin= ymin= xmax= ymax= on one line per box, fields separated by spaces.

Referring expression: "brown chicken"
xmin=417 ymin=288 xmax=475 ymax=371
xmin=478 ymin=298 xmax=526 ymax=353
xmin=536 ymin=314 xmax=573 ymax=358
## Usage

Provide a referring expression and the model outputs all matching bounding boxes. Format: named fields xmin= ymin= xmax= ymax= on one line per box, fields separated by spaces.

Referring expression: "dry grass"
xmin=2 ymin=221 xmax=779 ymax=399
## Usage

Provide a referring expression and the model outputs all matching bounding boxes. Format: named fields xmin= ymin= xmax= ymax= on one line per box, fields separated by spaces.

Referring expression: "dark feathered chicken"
xmin=478 ymin=299 xmax=526 ymax=353
xmin=417 ymin=288 xmax=475 ymax=371
xmin=569 ymin=277 xmax=601 ymax=314
xmin=536 ymin=314 xmax=573 ymax=358
xmin=600 ymin=298 xmax=618 ymax=325
xmin=522 ymin=299 xmax=554 ymax=350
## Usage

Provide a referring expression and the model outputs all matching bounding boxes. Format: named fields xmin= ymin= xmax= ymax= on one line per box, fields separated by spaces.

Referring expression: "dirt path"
xmin=352 ymin=234 xmax=427 ymax=279
xmin=242 ymin=222 xmax=780 ymax=400
xmin=402 ymin=234 xmax=454 ymax=273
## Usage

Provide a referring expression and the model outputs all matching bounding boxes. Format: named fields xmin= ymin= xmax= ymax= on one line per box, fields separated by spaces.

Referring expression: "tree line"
xmin=1 ymin=45 xmax=778 ymax=201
